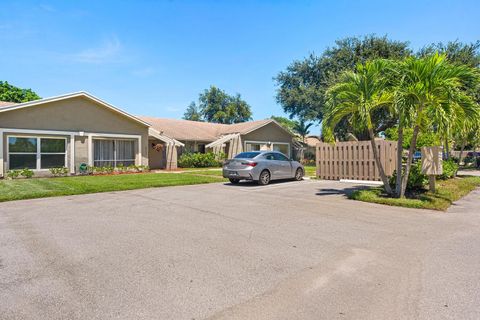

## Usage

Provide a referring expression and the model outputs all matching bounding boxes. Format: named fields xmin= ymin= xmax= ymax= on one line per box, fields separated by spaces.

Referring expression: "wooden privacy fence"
xmin=316 ymin=140 xmax=397 ymax=181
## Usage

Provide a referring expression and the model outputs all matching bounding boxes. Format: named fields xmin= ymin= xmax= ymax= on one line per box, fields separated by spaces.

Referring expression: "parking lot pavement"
xmin=1 ymin=179 xmax=479 ymax=320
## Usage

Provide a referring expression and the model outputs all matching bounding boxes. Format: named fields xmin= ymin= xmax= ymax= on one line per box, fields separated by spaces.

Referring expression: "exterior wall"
xmin=241 ymin=122 xmax=292 ymax=143
xmin=0 ymin=96 xmax=149 ymax=177
xmin=74 ymin=136 xmax=88 ymax=171
xmin=241 ymin=122 xmax=293 ymax=156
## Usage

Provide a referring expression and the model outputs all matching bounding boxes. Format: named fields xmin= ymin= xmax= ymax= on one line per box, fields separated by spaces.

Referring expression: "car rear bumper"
xmin=222 ymin=168 xmax=257 ymax=180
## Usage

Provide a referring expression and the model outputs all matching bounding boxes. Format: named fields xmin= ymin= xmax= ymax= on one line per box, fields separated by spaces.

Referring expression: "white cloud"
xmin=72 ymin=36 xmax=123 ymax=64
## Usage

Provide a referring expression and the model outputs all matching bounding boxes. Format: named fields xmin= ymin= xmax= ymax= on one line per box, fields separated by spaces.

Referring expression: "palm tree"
xmin=293 ymin=119 xmax=313 ymax=143
xmin=293 ymin=119 xmax=313 ymax=162
xmin=394 ymin=53 xmax=479 ymax=197
xmin=323 ymin=59 xmax=395 ymax=195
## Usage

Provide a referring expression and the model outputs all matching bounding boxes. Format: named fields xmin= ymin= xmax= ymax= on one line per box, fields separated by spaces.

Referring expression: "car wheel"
xmin=258 ymin=170 xmax=271 ymax=185
xmin=229 ymin=178 xmax=240 ymax=184
xmin=294 ymin=168 xmax=304 ymax=181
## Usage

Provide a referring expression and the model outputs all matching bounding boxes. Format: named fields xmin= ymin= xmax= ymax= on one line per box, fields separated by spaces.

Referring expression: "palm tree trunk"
xmin=300 ymin=135 xmax=306 ymax=163
xmin=395 ymin=125 xmax=404 ymax=198
xmin=368 ymin=128 xmax=393 ymax=195
xmin=400 ymin=124 xmax=420 ymax=197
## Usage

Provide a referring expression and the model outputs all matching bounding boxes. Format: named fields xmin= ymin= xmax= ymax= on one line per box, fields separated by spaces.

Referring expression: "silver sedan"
xmin=222 ymin=151 xmax=304 ymax=185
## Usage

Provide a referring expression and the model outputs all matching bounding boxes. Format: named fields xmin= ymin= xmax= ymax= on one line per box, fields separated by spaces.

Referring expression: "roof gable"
xmin=0 ymin=92 xmax=150 ymax=127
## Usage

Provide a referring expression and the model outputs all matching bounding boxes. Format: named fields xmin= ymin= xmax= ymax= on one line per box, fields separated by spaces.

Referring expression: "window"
xmin=273 ymin=152 xmax=290 ymax=161
xmin=8 ymin=137 xmax=66 ymax=170
xmin=41 ymin=138 xmax=66 ymax=169
xmin=197 ymin=144 xmax=206 ymax=153
xmin=234 ymin=152 xmax=261 ymax=159
xmin=246 ymin=143 xmax=261 ymax=151
xmin=272 ymin=143 xmax=290 ymax=157
xmin=263 ymin=153 xmax=275 ymax=160
xmin=94 ymin=139 xmax=135 ymax=167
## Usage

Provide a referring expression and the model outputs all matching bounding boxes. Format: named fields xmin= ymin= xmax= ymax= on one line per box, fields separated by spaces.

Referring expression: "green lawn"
xmin=350 ymin=176 xmax=480 ymax=211
xmin=304 ymin=166 xmax=316 ymax=177
xmin=0 ymin=173 xmax=227 ymax=203
xmin=181 ymin=169 xmax=223 ymax=176
xmin=179 ymin=167 xmax=222 ymax=171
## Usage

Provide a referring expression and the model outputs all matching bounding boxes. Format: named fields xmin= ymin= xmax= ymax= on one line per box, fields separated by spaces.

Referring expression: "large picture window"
xmin=41 ymin=138 xmax=67 ymax=169
xmin=8 ymin=136 xmax=67 ymax=170
xmin=93 ymin=139 xmax=135 ymax=167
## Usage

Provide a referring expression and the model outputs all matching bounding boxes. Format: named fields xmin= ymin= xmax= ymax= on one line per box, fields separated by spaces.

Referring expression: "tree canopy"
xmin=275 ymin=34 xmax=412 ymax=138
xmin=270 ymin=116 xmax=297 ymax=133
xmin=183 ymin=102 xmax=202 ymax=121
xmin=184 ymin=86 xmax=252 ymax=124
xmin=0 ymin=81 xmax=41 ymax=103
xmin=275 ymin=36 xmax=480 ymax=142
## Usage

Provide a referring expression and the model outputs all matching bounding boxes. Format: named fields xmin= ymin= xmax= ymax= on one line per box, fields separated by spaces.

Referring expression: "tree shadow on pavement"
xmin=316 ymin=186 xmax=369 ymax=197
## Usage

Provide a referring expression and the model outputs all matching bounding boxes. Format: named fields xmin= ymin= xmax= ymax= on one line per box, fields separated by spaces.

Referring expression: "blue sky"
xmin=1 ymin=0 xmax=478 ymax=135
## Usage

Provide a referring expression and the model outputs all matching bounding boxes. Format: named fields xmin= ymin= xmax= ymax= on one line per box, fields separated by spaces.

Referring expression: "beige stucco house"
xmin=0 ymin=92 xmax=183 ymax=178
xmin=0 ymin=92 xmax=295 ymax=178
xmin=139 ymin=117 xmax=296 ymax=161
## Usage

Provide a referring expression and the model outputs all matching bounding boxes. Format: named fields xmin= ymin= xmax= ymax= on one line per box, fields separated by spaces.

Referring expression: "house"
xmin=0 ymin=92 xmax=295 ymax=178
xmin=0 ymin=92 xmax=183 ymax=178
xmin=138 ymin=117 xmax=296 ymax=164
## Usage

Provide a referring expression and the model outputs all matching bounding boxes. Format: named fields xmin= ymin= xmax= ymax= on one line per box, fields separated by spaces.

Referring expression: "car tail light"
xmin=241 ymin=162 xmax=257 ymax=167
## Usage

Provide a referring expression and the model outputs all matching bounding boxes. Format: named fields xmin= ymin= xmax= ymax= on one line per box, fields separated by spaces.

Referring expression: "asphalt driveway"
xmin=1 ymin=179 xmax=479 ymax=319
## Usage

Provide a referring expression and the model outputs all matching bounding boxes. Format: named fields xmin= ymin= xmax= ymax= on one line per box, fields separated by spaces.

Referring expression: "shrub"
xmin=137 ymin=165 xmax=149 ymax=172
xmin=127 ymin=164 xmax=138 ymax=172
xmin=389 ymin=162 xmax=428 ymax=192
xmin=49 ymin=167 xmax=69 ymax=177
xmin=439 ymin=159 xmax=458 ymax=180
xmin=89 ymin=166 xmax=114 ymax=175
xmin=6 ymin=169 xmax=21 ymax=179
xmin=178 ymin=152 xmax=222 ymax=168
xmin=116 ymin=163 xmax=127 ymax=173
xmin=20 ymin=168 xmax=34 ymax=179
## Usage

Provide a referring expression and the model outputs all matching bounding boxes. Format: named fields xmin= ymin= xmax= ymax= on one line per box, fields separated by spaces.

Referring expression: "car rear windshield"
xmin=234 ymin=152 xmax=261 ymax=159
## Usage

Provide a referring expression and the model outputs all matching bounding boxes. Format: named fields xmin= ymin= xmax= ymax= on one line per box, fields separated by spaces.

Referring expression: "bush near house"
xmin=49 ymin=167 xmax=69 ymax=177
xmin=178 ymin=152 xmax=224 ymax=168
xmin=389 ymin=162 xmax=428 ymax=192
xmin=20 ymin=168 xmax=34 ymax=179
xmin=439 ymin=159 xmax=459 ymax=180
xmin=6 ymin=170 xmax=21 ymax=179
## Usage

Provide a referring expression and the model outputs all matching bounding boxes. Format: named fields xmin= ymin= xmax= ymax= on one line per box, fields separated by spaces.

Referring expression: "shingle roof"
xmin=137 ymin=117 xmax=282 ymax=142
xmin=304 ymin=135 xmax=322 ymax=147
